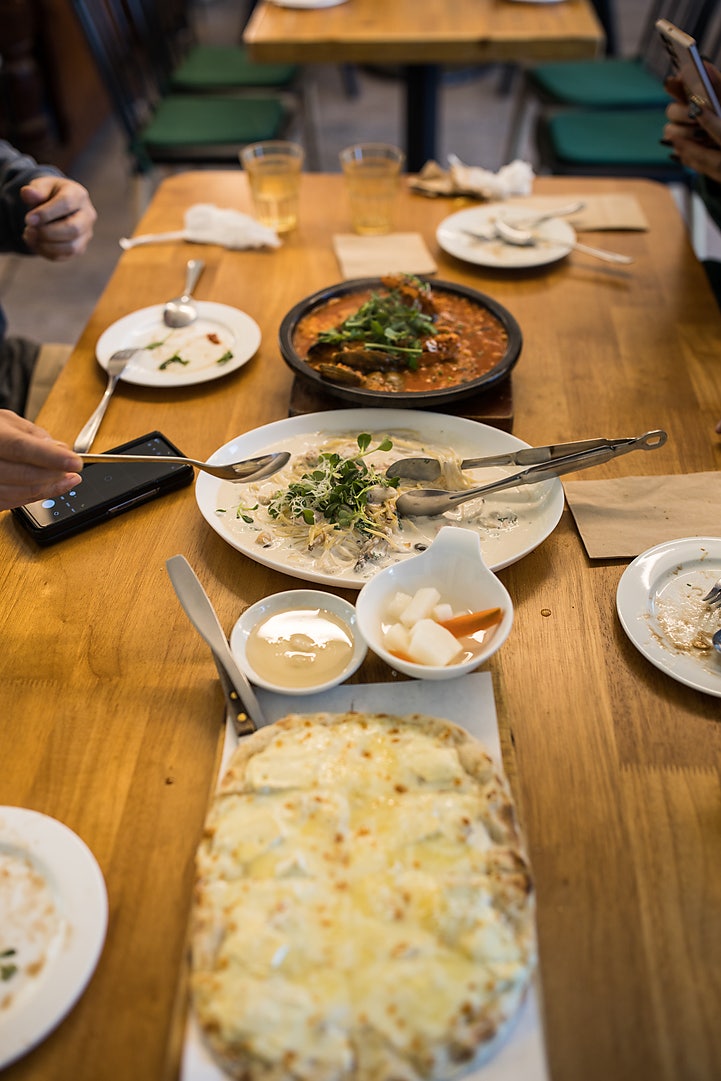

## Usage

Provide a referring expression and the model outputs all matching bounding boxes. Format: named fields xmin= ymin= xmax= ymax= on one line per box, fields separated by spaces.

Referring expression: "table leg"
xmin=404 ymin=63 xmax=440 ymax=172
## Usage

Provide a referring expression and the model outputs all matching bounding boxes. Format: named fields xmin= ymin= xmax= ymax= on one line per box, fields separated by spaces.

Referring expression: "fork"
xmin=702 ymin=578 xmax=721 ymax=608
xmin=73 ymin=348 xmax=138 ymax=453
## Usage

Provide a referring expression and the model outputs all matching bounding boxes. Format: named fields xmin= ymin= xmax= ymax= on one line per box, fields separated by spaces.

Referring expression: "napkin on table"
xmin=409 ymin=156 xmax=535 ymax=199
xmin=495 ymin=194 xmax=649 ymax=232
xmin=119 ymin=203 xmax=281 ymax=250
xmin=564 ymin=472 xmax=721 ymax=559
xmin=333 ymin=232 xmax=437 ymax=279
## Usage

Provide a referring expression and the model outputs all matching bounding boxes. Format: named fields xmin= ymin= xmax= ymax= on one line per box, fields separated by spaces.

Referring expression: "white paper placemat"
xmin=181 ymin=674 xmax=548 ymax=1081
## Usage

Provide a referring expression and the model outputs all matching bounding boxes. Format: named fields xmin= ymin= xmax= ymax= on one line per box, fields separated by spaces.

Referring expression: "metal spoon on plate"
xmin=77 ymin=450 xmax=290 ymax=482
xmin=394 ymin=431 xmax=666 ymax=517
xmin=163 ymin=258 xmax=204 ymax=327
xmin=493 ymin=218 xmax=633 ymax=265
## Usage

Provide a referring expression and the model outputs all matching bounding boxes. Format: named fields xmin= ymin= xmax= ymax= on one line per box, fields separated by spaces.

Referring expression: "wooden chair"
xmin=504 ymin=0 xmax=718 ymax=162
xmin=70 ymin=0 xmax=294 ymax=213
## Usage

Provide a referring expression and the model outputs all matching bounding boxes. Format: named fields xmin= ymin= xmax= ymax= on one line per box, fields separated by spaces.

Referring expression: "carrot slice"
xmin=437 ymin=607 xmax=503 ymax=637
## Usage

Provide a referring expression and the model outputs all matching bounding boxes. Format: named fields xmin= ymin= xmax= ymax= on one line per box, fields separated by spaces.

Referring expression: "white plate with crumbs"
xmin=96 ymin=302 xmax=261 ymax=387
xmin=0 ymin=807 xmax=108 ymax=1068
xmin=437 ymin=206 xmax=576 ymax=269
xmin=616 ymin=536 xmax=721 ymax=697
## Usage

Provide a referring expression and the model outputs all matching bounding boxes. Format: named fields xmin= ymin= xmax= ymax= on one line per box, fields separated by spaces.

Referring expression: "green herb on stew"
xmin=316 ymin=277 xmax=436 ymax=365
xmin=216 ymin=351 xmax=234 ymax=365
xmin=266 ymin=434 xmax=398 ymax=534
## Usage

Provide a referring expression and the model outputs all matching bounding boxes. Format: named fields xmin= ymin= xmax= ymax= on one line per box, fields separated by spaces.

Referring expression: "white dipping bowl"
xmin=230 ymin=589 xmax=367 ymax=695
xmin=355 ymin=526 xmax=513 ymax=680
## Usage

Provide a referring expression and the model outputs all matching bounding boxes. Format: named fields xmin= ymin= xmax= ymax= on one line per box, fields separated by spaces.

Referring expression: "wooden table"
xmin=244 ymin=0 xmax=605 ymax=170
xmin=2 ymin=172 xmax=721 ymax=1081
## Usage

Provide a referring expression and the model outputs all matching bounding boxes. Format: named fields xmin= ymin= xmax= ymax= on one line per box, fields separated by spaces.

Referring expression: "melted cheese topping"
xmin=192 ymin=715 xmax=535 ymax=1081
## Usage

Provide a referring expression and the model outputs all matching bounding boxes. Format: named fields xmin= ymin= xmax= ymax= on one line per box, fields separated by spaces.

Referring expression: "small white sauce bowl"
xmin=230 ymin=589 xmax=367 ymax=695
xmin=355 ymin=526 xmax=514 ymax=680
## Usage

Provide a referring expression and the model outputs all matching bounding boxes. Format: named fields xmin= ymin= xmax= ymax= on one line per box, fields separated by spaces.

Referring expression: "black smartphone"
xmin=656 ymin=18 xmax=721 ymax=118
xmin=12 ymin=431 xmax=194 ymax=545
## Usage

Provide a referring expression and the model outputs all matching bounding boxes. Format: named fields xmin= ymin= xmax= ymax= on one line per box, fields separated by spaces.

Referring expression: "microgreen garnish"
xmin=266 ymin=434 xmax=398 ymax=535
xmin=159 ymin=354 xmax=190 ymax=370
xmin=317 ymin=276 xmax=436 ymax=366
xmin=1 ymin=949 xmax=17 ymax=981
xmin=216 ymin=351 xmax=234 ymax=365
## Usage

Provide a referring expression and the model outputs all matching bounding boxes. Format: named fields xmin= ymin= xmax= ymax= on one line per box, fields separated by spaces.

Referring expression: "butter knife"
xmin=166 ymin=555 xmax=266 ymax=736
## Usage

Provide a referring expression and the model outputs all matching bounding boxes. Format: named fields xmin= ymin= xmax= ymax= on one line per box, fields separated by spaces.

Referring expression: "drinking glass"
xmin=240 ymin=141 xmax=304 ymax=233
xmin=339 ymin=143 xmax=405 ymax=235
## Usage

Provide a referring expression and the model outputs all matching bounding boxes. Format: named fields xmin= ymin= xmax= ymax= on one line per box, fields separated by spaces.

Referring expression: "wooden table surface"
xmin=2 ymin=172 xmax=721 ymax=1081
xmin=244 ymin=0 xmax=604 ymax=169
xmin=244 ymin=0 xmax=604 ymax=65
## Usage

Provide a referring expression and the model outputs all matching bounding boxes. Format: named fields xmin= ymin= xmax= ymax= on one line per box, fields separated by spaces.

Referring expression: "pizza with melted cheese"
xmin=190 ymin=712 xmax=536 ymax=1081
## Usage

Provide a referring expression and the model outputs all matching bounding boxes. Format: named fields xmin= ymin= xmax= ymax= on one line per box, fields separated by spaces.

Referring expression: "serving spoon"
xmin=395 ymin=431 xmax=666 ymax=517
xmin=163 ymin=258 xmax=204 ymax=327
xmin=494 ymin=218 xmax=633 ymax=266
xmin=77 ymin=449 xmax=290 ymax=482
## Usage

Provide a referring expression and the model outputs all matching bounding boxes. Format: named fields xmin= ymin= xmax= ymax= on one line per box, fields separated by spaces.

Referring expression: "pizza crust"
xmin=191 ymin=712 xmax=536 ymax=1081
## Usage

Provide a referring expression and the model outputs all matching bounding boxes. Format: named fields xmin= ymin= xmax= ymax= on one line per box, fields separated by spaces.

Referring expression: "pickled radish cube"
xmin=408 ymin=618 xmax=463 ymax=666
xmin=399 ymin=587 xmax=442 ymax=627
xmin=432 ymin=602 xmax=454 ymax=623
xmin=384 ymin=621 xmax=410 ymax=654
xmin=385 ymin=590 xmax=413 ymax=621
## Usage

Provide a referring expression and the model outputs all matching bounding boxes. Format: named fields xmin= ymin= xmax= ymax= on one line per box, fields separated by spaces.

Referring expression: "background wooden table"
xmin=244 ymin=0 xmax=605 ymax=169
xmin=1 ymin=172 xmax=721 ymax=1081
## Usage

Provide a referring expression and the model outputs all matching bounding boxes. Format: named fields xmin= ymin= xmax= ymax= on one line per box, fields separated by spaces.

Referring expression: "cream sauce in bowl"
xmin=230 ymin=590 xmax=367 ymax=695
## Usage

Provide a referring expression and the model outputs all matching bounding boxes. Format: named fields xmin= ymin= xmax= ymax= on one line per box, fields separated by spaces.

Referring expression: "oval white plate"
xmin=195 ymin=409 xmax=564 ymax=589
xmin=437 ymin=206 xmax=576 ymax=269
xmin=0 ymin=807 xmax=108 ymax=1069
xmin=95 ymin=302 xmax=261 ymax=388
xmin=616 ymin=536 xmax=721 ymax=698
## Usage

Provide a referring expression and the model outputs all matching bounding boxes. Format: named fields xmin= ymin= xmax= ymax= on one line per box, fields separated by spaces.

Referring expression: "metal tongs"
xmin=394 ymin=430 xmax=667 ymax=517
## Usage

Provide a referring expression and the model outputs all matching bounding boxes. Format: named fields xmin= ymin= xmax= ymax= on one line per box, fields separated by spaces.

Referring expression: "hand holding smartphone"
xmin=656 ymin=18 xmax=721 ymax=118
xmin=12 ymin=431 xmax=194 ymax=545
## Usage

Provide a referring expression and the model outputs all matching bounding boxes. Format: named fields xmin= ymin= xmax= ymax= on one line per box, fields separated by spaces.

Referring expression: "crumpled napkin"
xmin=564 ymin=472 xmax=721 ymax=559
xmin=119 ymin=203 xmax=281 ymax=250
xmin=408 ymin=156 xmax=535 ymax=199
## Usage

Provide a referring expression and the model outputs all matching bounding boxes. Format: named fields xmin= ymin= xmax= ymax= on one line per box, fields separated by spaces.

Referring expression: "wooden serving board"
xmin=288 ymin=375 xmax=514 ymax=431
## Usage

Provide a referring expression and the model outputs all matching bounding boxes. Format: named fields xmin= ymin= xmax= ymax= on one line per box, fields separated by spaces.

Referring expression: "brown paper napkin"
xmin=564 ymin=472 xmax=721 ymax=559
xmin=499 ymin=194 xmax=648 ymax=232
xmin=333 ymin=233 xmax=437 ymax=279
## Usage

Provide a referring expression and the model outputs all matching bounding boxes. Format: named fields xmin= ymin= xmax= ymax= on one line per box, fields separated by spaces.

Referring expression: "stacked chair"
xmin=504 ymin=0 xmax=718 ymax=179
xmin=70 ymin=0 xmax=311 ymax=214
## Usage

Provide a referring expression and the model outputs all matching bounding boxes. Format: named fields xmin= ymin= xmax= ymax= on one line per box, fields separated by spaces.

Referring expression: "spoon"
xmin=395 ymin=433 xmax=665 ymax=517
xmin=502 ymin=200 xmax=585 ymax=229
xmin=77 ymin=450 xmax=291 ymax=482
xmin=73 ymin=348 xmax=140 ymax=453
xmin=494 ymin=218 xmax=633 ymax=266
xmin=163 ymin=258 xmax=204 ymax=327
xmin=166 ymin=555 xmax=266 ymax=736
xmin=713 ymin=629 xmax=721 ymax=654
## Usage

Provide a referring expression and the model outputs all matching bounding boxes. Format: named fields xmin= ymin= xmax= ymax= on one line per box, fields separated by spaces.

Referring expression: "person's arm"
xmin=0 ymin=409 xmax=82 ymax=511
xmin=0 ymin=141 xmax=96 ymax=258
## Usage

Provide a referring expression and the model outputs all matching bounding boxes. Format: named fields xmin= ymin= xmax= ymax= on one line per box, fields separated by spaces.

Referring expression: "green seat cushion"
xmin=141 ymin=94 xmax=285 ymax=148
xmin=171 ymin=46 xmax=298 ymax=90
xmin=546 ymin=108 xmax=673 ymax=165
xmin=530 ymin=58 xmax=668 ymax=109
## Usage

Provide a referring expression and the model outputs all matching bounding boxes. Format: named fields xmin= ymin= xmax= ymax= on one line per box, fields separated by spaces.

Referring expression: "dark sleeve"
xmin=0 ymin=140 xmax=63 ymax=254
